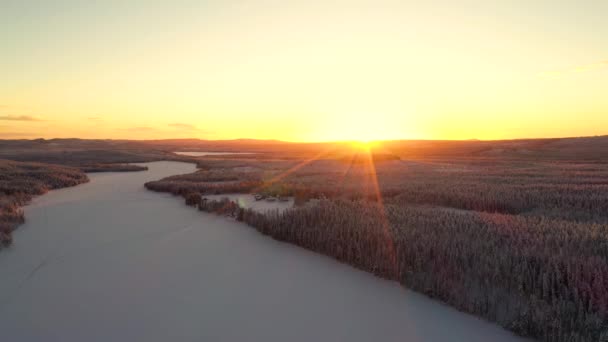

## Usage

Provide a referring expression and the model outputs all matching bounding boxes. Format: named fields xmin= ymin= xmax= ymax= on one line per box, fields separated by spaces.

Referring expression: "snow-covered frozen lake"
xmin=0 ymin=161 xmax=528 ymax=342
xmin=174 ymin=151 xmax=254 ymax=156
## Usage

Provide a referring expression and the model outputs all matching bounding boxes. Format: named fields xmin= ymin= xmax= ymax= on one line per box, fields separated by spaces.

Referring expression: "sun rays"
xmin=361 ymin=146 xmax=399 ymax=278
xmin=251 ymin=142 xmax=400 ymax=278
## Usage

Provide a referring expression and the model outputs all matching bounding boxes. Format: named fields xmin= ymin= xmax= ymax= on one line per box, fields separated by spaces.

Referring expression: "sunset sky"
xmin=1 ymin=1 xmax=607 ymax=142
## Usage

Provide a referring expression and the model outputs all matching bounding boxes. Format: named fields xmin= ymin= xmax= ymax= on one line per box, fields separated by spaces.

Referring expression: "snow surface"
xmin=174 ymin=151 xmax=254 ymax=156
xmin=0 ymin=161 xmax=529 ymax=342
xmin=203 ymin=193 xmax=294 ymax=213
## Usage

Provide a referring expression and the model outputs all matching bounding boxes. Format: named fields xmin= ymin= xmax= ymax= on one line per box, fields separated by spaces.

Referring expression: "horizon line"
xmin=1 ymin=134 xmax=607 ymax=144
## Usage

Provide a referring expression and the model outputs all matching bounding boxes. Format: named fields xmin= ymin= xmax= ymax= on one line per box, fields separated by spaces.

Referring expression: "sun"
xmin=349 ymin=139 xmax=381 ymax=151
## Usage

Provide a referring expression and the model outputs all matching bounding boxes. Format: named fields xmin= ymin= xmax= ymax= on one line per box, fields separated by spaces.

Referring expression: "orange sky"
xmin=1 ymin=1 xmax=607 ymax=142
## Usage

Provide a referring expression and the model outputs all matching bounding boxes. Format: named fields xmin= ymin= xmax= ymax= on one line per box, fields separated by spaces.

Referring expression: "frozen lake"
xmin=174 ymin=151 xmax=255 ymax=156
xmin=0 ymin=161 xmax=527 ymax=342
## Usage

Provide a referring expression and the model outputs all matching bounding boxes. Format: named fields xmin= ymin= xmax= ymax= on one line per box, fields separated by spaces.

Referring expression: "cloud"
xmin=168 ymin=123 xmax=199 ymax=130
xmin=117 ymin=124 xmax=214 ymax=137
xmin=0 ymin=131 xmax=39 ymax=138
xmin=88 ymin=116 xmax=103 ymax=121
xmin=0 ymin=115 xmax=44 ymax=121
xmin=169 ymin=123 xmax=216 ymax=136
xmin=120 ymin=126 xmax=158 ymax=132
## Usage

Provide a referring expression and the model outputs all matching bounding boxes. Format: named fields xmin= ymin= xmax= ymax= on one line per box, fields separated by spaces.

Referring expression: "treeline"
xmin=0 ymin=159 xmax=89 ymax=248
xmin=80 ymin=163 xmax=149 ymax=173
xmin=389 ymin=182 xmax=608 ymax=222
xmin=144 ymin=168 xmax=267 ymax=195
xmin=0 ymin=196 xmax=23 ymax=247
xmin=175 ymin=195 xmax=608 ymax=340
xmin=0 ymin=148 xmax=165 ymax=166
xmin=145 ymin=179 xmax=262 ymax=196
xmin=193 ymin=196 xmax=243 ymax=217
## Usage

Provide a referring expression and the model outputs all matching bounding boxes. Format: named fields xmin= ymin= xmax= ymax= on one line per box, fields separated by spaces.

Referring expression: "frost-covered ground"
xmin=0 ymin=162 xmax=528 ymax=342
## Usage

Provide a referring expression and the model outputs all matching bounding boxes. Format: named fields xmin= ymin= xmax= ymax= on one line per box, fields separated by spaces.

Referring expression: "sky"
xmin=1 ymin=0 xmax=607 ymax=142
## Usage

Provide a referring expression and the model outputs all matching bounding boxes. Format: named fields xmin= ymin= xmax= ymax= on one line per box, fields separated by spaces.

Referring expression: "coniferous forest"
xmin=145 ymin=148 xmax=608 ymax=342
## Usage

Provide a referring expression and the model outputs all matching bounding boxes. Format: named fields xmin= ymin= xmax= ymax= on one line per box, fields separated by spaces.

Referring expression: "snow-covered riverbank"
xmin=0 ymin=161 xmax=528 ymax=342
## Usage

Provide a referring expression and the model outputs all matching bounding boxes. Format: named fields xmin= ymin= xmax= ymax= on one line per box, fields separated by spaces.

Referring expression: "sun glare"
xmin=316 ymin=116 xmax=398 ymax=144
xmin=349 ymin=140 xmax=383 ymax=152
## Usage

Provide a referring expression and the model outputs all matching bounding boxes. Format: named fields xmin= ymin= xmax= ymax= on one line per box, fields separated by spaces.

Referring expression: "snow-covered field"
xmin=0 ymin=161 xmax=528 ymax=342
